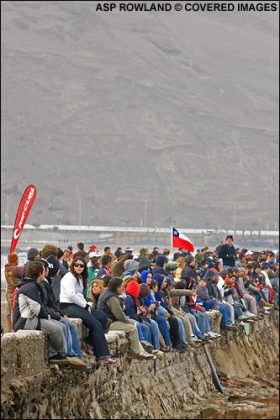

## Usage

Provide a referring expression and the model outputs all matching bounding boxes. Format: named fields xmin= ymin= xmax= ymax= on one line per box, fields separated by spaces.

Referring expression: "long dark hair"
xmin=70 ymin=256 xmax=88 ymax=291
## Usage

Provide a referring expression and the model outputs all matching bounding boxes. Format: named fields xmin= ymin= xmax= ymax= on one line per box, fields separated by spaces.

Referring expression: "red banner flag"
xmin=10 ymin=185 xmax=37 ymax=253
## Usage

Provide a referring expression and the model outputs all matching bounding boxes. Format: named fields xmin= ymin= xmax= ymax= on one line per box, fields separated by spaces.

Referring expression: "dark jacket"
xmin=207 ymin=281 xmax=222 ymax=301
xmin=13 ymin=278 xmax=49 ymax=331
xmin=40 ymin=280 xmax=62 ymax=320
xmin=97 ymin=289 xmax=129 ymax=323
xmin=123 ymin=294 xmax=141 ymax=322
xmin=218 ymin=244 xmax=237 ymax=267
xmin=181 ymin=266 xmax=197 ymax=282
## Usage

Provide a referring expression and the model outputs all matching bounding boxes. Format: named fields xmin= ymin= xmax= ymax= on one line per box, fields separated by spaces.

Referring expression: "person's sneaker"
xmin=244 ymin=311 xmax=257 ymax=318
xmin=238 ymin=314 xmax=251 ymax=321
xmin=138 ymin=351 xmax=155 ymax=359
xmin=225 ymin=324 xmax=237 ymax=330
xmin=49 ymin=354 xmax=70 ymax=366
xmin=193 ymin=337 xmax=203 ymax=342
xmin=173 ymin=344 xmax=187 ymax=353
xmin=140 ymin=341 xmax=155 ymax=353
xmin=67 ymin=357 xmax=88 ymax=370
xmin=152 ymin=349 xmax=164 ymax=358
xmin=261 ymin=299 xmax=274 ymax=308
xmin=206 ymin=331 xmax=221 ymax=338
xmin=264 ymin=309 xmax=272 ymax=314
xmin=160 ymin=346 xmax=171 ymax=353
xmin=98 ymin=356 xmax=117 ymax=365
xmin=201 ymin=334 xmax=212 ymax=341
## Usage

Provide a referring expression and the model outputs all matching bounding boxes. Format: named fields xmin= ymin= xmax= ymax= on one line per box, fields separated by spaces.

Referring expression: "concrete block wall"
xmin=1 ymin=312 xmax=279 ymax=419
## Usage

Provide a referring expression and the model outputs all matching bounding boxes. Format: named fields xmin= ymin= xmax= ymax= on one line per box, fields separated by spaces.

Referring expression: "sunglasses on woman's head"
xmin=74 ymin=263 xmax=85 ymax=268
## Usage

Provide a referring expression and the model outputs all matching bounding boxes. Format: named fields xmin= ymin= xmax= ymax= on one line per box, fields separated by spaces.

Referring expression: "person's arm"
xmin=123 ymin=296 xmax=139 ymax=321
xmin=169 ymin=289 xmax=192 ymax=297
xmin=218 ymin=245 xmax=228 ymax=259
xmin=20 ymin=293 xmax=49 ymax=319
xmin=63 ymin=275 xmax=87 ymax=308
xmin=107 ymin=296 xmax=131 ymax=323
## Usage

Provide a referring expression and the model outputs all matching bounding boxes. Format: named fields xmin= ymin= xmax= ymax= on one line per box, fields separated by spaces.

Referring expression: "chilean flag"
xmin=171 ymin=227 xmax=194 ymax=252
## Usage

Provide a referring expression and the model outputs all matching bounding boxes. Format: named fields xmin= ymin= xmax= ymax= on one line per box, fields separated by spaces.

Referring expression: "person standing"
xmin=4 ymin=253 xmax=24 ymax=331
xmin=218 ymin=235 xmax=237 ymax=269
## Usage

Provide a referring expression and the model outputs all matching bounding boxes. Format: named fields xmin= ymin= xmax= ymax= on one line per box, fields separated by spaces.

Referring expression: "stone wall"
xmin=1 ymin=313 xmax=279 ymax=419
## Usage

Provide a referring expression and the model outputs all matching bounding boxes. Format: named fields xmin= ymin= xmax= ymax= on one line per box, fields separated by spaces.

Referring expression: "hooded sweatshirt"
xmin=4 ymin=263 xmax=24 ymax=293
xmin=123 ymin=281 xmax=141 ymax=321
xmin=152 ymin=255 xmax=167 ymax=275
xmin=140 ymin=270 xmax=152 ymax=283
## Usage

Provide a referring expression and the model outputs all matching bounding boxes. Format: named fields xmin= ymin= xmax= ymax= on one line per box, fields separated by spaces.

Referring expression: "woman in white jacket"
xmin=59 ymin=256 xmax=116 ymax=365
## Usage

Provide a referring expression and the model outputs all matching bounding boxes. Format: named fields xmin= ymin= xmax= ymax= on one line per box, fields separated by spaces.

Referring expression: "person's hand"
xmin=149 ymin=303 xmax=156 ymax=311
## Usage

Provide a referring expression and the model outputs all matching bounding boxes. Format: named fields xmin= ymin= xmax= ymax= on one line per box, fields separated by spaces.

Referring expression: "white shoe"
xmin=244 ymin=311 xmax=257 ymax=318
xmin=138 ymin=351 xmax=155 ymax=359
xmin=209 ymin=331 xmax=221 ymax=337
xmin=152 ymin=350 xmax=164 ymax=358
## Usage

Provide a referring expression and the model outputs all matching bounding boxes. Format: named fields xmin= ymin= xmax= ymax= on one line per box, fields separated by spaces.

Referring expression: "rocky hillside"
xmin=1 ymin=1 xmax=279 ymax=229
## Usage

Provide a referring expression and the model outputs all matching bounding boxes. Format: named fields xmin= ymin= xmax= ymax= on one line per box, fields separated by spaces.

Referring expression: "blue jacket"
xmin=123 ymin=294 xmax=140 ymax=321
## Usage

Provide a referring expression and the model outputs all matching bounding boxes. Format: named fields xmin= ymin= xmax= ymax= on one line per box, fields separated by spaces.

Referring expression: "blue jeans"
xmin=197 ymin=299 xmax=232 ymax=329
xmin=136 ymin=321 xmax=151 ymax=342
xmin=190 ymin=309 xmax=211 ymax=335
xmin=216 ymin=303 xmax=232 ymax=328
xmin=91 ymin=308 xmax=109 ymax=330
xmin=232 ymin=302 xmax=243 ymax=318
xmin=153 ymin=315 xmax=172 ymax=347
xmin=176 ymin=317 xmax=188 ymax=345
xmin=143 ymin=319 xmax=160 ymax=349
xmin=59 ymin=303 xmax=110 ymax=359
xmin=60 ymin=318 xmax=81 ymax=358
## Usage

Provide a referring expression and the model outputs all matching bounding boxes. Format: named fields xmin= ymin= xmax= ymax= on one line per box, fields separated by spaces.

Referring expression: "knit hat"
xmin=155 ymin=255 xmax=167 ymax=267
xmin=7 ymin=253 xmax=18 ymax=264
xmin=123 ymin=259 xmax=139 ymax=272
xmin=27 ymin=248 xmax=39 ymax=261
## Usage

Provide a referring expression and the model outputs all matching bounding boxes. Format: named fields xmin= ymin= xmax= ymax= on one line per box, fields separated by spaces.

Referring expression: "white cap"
xmin=89 ymin=251 xmax=100 ymax=258
xmin=245 ymin=250 xmax=253 ymax=256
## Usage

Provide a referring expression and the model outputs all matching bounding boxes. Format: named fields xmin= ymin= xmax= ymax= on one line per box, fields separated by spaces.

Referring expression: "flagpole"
xmin=170 ymin=226 xmax=173 ymax=250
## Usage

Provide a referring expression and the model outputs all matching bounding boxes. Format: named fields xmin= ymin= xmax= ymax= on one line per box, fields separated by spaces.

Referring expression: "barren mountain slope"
xmin=1 ymin=1 xmax=279 ymax=229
